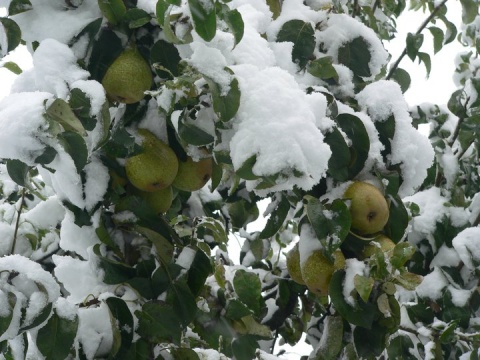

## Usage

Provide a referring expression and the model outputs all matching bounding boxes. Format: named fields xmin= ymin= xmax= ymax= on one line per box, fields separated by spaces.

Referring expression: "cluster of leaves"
xmin=0 ymin=0 xmax=480 ymax=359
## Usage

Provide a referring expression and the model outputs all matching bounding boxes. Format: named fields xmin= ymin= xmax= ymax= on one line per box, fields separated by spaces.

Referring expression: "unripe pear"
xmin=361 ymin=235 xmax=395 ymax=259
xmin=286 ymin=243 xmax=305 ymax=285
xmin=344 ymin=181 xmax=389 ymax=235
xmin=125 ymin=129 xmax=178 ymax=192
xmin=102 ymin=47 xmax=153 ymax=104
xmin=137 ymin=186 xmax=173 ymax=214
xmin=172 ymin=156 xmax=213 ymax=192
xmin=301 ymin=249 xmax=345 ymax=296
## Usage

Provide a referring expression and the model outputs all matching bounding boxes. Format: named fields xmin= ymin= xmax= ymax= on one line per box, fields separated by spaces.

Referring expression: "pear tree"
xmin=0 ymin=0 xmax=480 ymax=359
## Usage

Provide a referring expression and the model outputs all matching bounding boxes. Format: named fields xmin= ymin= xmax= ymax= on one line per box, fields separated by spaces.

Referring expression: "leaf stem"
xmin=386 ymin=0 xmax=448 ymax=80
xmin=11 ymin=188 xmax=26 ymax=255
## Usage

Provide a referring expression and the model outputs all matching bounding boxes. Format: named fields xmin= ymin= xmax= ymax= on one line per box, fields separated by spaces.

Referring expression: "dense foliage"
xmin=0 ymin=0 xmax=480 ymax=359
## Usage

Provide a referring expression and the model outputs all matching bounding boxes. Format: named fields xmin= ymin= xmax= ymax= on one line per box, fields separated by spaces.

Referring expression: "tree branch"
xmin=10 ymin=188 xmax=26 ymax=255
xmin=386 ymin=0 xmax=448 ymax=80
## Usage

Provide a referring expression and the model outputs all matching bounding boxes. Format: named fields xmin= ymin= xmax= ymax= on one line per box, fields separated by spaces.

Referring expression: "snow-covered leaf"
xmin=276 ymin=20 xmax=315 ymax=69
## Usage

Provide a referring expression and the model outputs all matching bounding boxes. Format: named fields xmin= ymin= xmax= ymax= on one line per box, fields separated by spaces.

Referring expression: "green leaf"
xmin=87 ymin=28 xmax=123 ymax=82
xmin=428 ymin=26 xmax=444 ymax=54
xmin=171 ymin=348 xmax=200 ymax=360
xmin=233 ymin=270 xmax=263 ymax=316
xmin=305 ymin=197 xmax=351 ymax=252
xmin=276 ymin=19 xmax=315 ymax=69
xmin=178 ymin=115 xmax=215 ymax=146
xmin=0 ymin=291 xmax=15 ymax=336
xmin=134 ymin=226 xmax=174 ymax=265
xmin=390 ymin=242 xmax=416 ymax=269
xmin=354 ymin=275 xmax=374 ymax=303
xmin=406 ymin=33 xmax=423 ymax=61
xmin=124 ymin=8 xmax=151 ymax=28
xmin=97 ymin=0 xmax=127 ymax=26
xmin=187 ymin=248 xmax=212 ymax=296
xmin=45 ymin=98 xmax=87 ymax=136
xmin=188 ymin=0 xmax=216 ymax=42
xmin=225 ymin=299 xmax=252 ymax=320
xmin=1 ymin=61 xmax=22 ymax=74
xmin=0 ymin=18 xmax=22 ymax=54
xmin=106 ymin=297 xmax=134 ymax=356
xmin=353 ymin=323 xmax=387 ymax=358
xmin=207 ymin=72 xmax=241 ymax=122
xmin=6 ymin=159 xmax=30 ymax=187
xmin=307 ymin=56 xmax=339 ymax=81
xmin=232 ymin=335 xmax=258 ymax=360
xmin=259 ymin=195 xmax=290 ymax=239
xmin=34 ymin=145 xmax=57 ymax=165
xmin=20 ymin=302 xmax=53 ymax=332
xmin=460 ymin=0 xmax=478 ymax=24
xmin=441 ymin=17 xmax=457 ymax=45
xmin=136 ymin=301 xmax=182 ymax=344
xmin=417 ymin=52 xmax=431 ymax=77
xmin=439 ymin=321 xmax=458 ymax=344
xmin=8 ymin=0 xmax=33 ymax=15
xmin=151 ymin=263 xmax=184 ymax=297
xmin=336 ymin=113 xmax=370 ymax=179
xmin=58 ymin=132 xmax=88 ymax=173
xmin=236 ymin=154 xmax=259 ymax=180
xmin=338 ymin=36 xmax=372 ymax=77
xmin=168 ymin=281 xmax=198 ymax=327
xmin=329 ymin=270 xmax=376 ymax=328
xmin=37 ymin=310 xmax=78 ymax=360
xmin=266 ymin=0 xmax=282 ymax=19
xmin=150 ymin=39 xmax=181 ymax=78
xmin=315 ymin=315 xmax=344 ymax=360
xmin=390 ymin=67 xmax=411 ymax=93
xmin=69 ymin=88 xmax=96 ymax=131
xmin=220 ymin=8 xmax=244 ymax=47
xmin=324 ymin=126 xmax=351 ymax=181
xmin=93 ymin=244 xmax=137 ymax=284
xmin=387 ymin=334 xmax=417 ymax=360
xmin=384 ymin=195 xmax=409 ymax=243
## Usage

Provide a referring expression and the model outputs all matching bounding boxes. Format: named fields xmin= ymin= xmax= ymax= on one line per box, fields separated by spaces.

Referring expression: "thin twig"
xmin=386 ymin=0 xmax=448 ymax=80
xmin=11 ymin=188 xmax=26 ymax=255
xmin=351 ymin=0 xmax=359 ymax=18
xmin=371 ymin=0 xmax=381 ymax=15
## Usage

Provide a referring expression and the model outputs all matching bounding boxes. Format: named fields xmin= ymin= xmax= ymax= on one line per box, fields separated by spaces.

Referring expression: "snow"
xmin=415 ymin=267 xmax=447 ymax=301
xmin=343 ymin=258 xmax=366 ymax=306
xmin=452 ymin=227 xmax=480 ymax=270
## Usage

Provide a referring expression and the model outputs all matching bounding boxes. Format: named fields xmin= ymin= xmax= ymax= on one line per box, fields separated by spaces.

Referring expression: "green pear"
xmin=344 ymin=181 xmax=389 ymax=235
xmin=102 ymin=47 xmax=153 ymax=104
xmin=361 ymin=235 xmax=395 ymax=259
xmin=125 ymin=129 xmax=178 ymax=192
xmin=137 ymin=186 xmax=173 ymax=214
xmin=301 ymin=249 xmax=345 ymax=296
xmin=286 ymin=243 xmax=305 ymax=285
xmin=172 ymin=156 xmax=213 ymax=192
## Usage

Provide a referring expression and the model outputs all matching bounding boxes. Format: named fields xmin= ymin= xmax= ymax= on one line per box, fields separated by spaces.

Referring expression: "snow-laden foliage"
xmin=0 ymin=0 xmax=479 ymax=359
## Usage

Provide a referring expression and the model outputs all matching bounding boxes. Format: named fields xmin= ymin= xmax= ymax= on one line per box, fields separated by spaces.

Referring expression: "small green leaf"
xmin=226 ymin=299 xmax=252 ymax=320
xmin=460 ymin=0 xmax=478 ymax=24
xmin=34 ymin=145 xmax=57 ymax=165
xmin=178 ymin=116 xmax=215 ymax=146
xmin=394 ymin=271 xmax=423 ymax=291
xmin=58 ymin=132 xmax=88 ymax=172
xmin=353 ymin=323 xmax=387 ymax=358
xmin=417 ymin=51 xmax=431 ymax=77
xmin=37 ymin=310 xmax=78 ymax=360
xmin=390 ymin=242 xmax=416 ymax=269
xmin=307 ymin=56 xmax=339 ymax=81
xmin=106 ymin=297 xmax=134 ymax=356
xmin=276 ymin=20 xmax=315 ymax=69
xmin=324 ymin=126 xmax=351 ymax=181
xmin=387 ymin=335 xmax=417 ymax=360
xmin=171 ymin=348 xmax=200 ymax=360
xmin=384 ymin=195 xmax=409 ymax=243
xmin=259 ymin=195 xmax=290 ymax=239
xmin=390 ymin=67 xmax=411 ymax=93
xmin=124 ymin=8 xmax=151 ymax=28
xmin=0 ymin=291 xmax=15 ymax=336
xmin=441 ymin=17 xmax=457 ymax=45
xmin=6 ymin=159 xmax=30 ymax=187
xmin=97 ymin=0 xmax=127 ymax=26
xmin=20 ymin=302 xmax=53 ymax=332
xmin=45 ymin=98 xmax=87 ymax=136
xmin=168 ymin=281 xmax=198 ymax=327
xmin=316 ymin=315 xmax=344 ymax=360
xmin=428 ymin=26 xmax=444 ymax=54
xmin=1 ymin=61 xmax=22 ymax=74
xmin=220 ymin=8 xmax=244 ymax=47
xmin=266 ymin=0 xmax=282 ymax=19
xmin=93 ymin=244 xmax=137 ymax=284
xmin=439 ymin=321 xmax=458 ymax=344
xmin=8 ymin=0 xmax=33 ymax=15
xmin=337 ymin=37 xmax=372 ymax=77
xmin=69 ymin=88 xmax=96 ymax=131
xmin=354 ymin=275 xmax=374 ymax=303
xmin=336 ymin=113 xmax=370 ymax=179
xmin=187 ymin=248 xmax=212 ymax=296
xmin=236 ymin=154 xmax=259 ymax=180
xmin=188 ymin=0 xmax=216 ymax=42
xmin=207 ymin=71 xmax=241 ymax=122
xmin=329 ymin=270 xmax=376 ymax=328
xmin=136 ymin=301 xmax=182 ymax=344
xmin=0 ymin=18 xmax=22 ymax=54
xmin=150 ymin=39 xmax=181 ymax=78
xmin=406 ymin=33 xmax=423 ymax=61
xmin=233 ymin=270 xmax=263 ymax=316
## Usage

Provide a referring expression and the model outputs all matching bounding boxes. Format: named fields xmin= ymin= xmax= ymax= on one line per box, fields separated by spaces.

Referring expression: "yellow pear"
xmin=172 ymin=156 xmax=213 ymax=192
xmin=137 ymin=186 xmax=173 ymax=214
xmin=125 ymin=129 xmax=178 ymax=192
xmin=301 ymin=249 xmax=345 ymax=296
xmin=361 ymin=235 xmax=395 ymax=259
xmin=102 ymin=47 xmax=153 ymax=104
xmin=344 ymin=181 xmax=389 ymax=235
xmin=286 ymin=243 xmax=305 ymax=285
